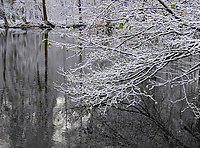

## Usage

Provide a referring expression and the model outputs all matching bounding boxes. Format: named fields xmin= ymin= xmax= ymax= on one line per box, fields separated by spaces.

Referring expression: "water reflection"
xmin=0 ymin=29 xmax=73 ymax=148
xmin=0 ymin=28 xmax=200 ymax=148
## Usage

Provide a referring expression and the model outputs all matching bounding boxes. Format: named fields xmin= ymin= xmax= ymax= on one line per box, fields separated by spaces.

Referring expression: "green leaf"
xmin=42 ymin=39 xmax=47 ymax=43
xmin=126 ymin=19 xmax=129 ymax=22
xmin=149 ymin=38 xmax=152 ymax=41
xmin=136 ymin=18 xmax=139 ymax=21
xmin=61 ymin=45 xmax=65 ymax=49
xmin=180 ymin=23 xmax=184 ymax=28
xmin=47 ymin=43 xmax=51 ymax=47
xmin=69 ymin=29 xmax=73 ymax=32
xmin=119 ymin=23 xmax=124 ymax=29
xmin=181 ymin=24 xmax=183 ymax=28
xmin=171 ymin=4 xmax=176 ymax=8
xmin=87 ymin=104 xmax=90 ymax=107
xmin=129 ymin=26 xmax=131 ymax=30
xmin=66 ymin=49 xmax=68 ymax=52
xmin=126 ymin=26 xmax=128 ymax=28
xmin=111 ymin=29 xmax=114 ymax=32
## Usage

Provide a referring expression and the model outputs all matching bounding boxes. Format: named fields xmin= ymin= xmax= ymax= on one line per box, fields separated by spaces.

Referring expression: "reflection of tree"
xmin=0 ymin=30 xmax=54 ymax=148
xmin=69 ymin=97 xmax=199 ymax=147
xmin=1 ymin=29 xmax=7 ymax=102
xmin=24 ymin=31 xmax=54 ymax=148
xmin=0 ymin=29 xmax=11 ymax=148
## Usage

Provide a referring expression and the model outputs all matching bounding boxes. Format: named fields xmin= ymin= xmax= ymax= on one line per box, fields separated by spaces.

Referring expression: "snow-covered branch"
xmin=55 ymin=0 xmax=200 ymax=118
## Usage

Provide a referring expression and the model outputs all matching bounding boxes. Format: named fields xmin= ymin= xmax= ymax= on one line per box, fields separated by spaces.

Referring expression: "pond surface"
xmin=0 ymin=28 xmax=102 ymax=147
xmin=0 ymin=29 xmax=72 ymax=147
xmin=0 ymin=28 xmax=200 ymax=148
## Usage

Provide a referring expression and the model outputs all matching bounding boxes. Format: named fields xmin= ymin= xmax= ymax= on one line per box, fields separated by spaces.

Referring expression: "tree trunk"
xmin=42 ymin=0 xmax=47 ymax=21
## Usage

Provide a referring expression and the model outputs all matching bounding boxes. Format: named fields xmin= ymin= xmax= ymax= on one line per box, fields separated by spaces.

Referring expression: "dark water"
xmin=0 ymin=29 xmax=76 ymax=148
xmin=0 ymin=29 xmax=200 ymax=148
